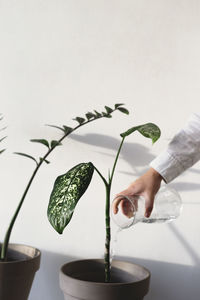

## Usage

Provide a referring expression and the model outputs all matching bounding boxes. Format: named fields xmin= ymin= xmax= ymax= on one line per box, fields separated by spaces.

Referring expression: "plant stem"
xmin=93 ymin=166 xmax=108 ymax=187
xmin=104 ymin=136 xmax=125 ymax=282
xmin=109 ymin=137 xmax=125 ymax=185
xmin=104 ymin=184 xmax=111 ymax=282
xmin=93 ymin=166 xmax=111 ymax=282
xmin=0 ymin=113 xmax=115 ymax=261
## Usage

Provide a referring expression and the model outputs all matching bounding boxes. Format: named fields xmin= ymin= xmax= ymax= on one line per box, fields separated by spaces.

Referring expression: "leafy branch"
xmin=0 ymin=103 xmax=128 ymax=261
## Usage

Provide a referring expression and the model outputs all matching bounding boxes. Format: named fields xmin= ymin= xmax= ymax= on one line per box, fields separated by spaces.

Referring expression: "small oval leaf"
xmin=0 ymin=136 xmax=7 ymax=143
xmin=0 ymin=149 xmax=5 ymax=154
xmin=50 ymin=140 xmax=62 ymax=148
xmin=86 ymin=112 xmax=95 ymax=120
xmin=114 ymin=103 xmax=124 ymax=109
xmin=120 ymin=123 xmax=161 ymax=144
xmin=46 ymin=124 xmax=65 ymax=132
xmin=73 ymin=117 xmax=85 ymax=124
xmin=93 ymin=110 xmax=102 ymax=118
xmin=14 ymin=152 xmax=38 ymax=164
xmin=102 ymin=112 xmax=112 ymax=118
xmin=30 ymin=139 xmax=50 ymax=148
xmin=117 ymin=107 xmax=129 ymax=115
xmin=105 ymin=106 xmax=113 ymax=114
xmin=47 ymin=162 xmax=94 ymax=234
xmin=63 ymin=126 xmax=73 ymax=134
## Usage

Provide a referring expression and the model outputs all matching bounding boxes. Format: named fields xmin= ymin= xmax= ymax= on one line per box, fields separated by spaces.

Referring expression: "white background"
xmin=0 ymin=1 xmax=200 ymax=299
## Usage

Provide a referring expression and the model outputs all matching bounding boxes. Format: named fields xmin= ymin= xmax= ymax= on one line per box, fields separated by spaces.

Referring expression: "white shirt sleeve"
xmin=150 ymin=113 xmax=200 ymax=183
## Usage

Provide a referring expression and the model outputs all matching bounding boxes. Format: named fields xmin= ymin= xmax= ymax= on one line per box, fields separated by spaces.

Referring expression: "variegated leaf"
xmin=47 ymin=162 xmax=94 ymax=234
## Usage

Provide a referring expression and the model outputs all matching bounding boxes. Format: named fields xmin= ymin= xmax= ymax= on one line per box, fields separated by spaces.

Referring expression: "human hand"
xmin=112 ymin=168 xmax=163 ymax=218
xmin=112 ymin=195 xmax=138 ymax=219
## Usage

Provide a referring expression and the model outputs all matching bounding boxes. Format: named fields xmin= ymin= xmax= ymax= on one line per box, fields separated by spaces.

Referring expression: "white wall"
xmin=0 ymin=1 xmax=200 ymax=299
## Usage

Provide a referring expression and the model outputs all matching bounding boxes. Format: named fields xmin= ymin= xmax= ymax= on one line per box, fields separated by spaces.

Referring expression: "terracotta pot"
xmin=60 ymin=259 xmax=150 ymax=300
xmin=0 ymin=244 xmax=41 ymax=300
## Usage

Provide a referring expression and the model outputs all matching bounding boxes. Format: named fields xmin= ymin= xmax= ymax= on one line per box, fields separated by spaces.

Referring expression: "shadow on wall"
xmin=29 ymin=250 xmax=76 ymax=300
xmin=69 ymin=133 xmax=155 ymax=176
xmin=117 ymin=256 xmax=200 ymax=300
xmin=29 ymin=250 xmax=200 ymax=300
xmin=69 ymin=133 xmax=200 ymax=192
xmin=168 ymin=223 xmax=200 ymax=266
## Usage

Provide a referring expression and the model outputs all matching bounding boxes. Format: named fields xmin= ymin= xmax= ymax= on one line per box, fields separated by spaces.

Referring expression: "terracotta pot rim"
xmin=0 ymin=243 xmax=41 ymax=265
xmin=60 ymin=258 xmax=150 ymax=286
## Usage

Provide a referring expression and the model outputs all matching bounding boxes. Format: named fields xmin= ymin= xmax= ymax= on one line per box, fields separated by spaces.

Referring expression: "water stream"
xmin=110 ymin=227 xmax=122 ymax=265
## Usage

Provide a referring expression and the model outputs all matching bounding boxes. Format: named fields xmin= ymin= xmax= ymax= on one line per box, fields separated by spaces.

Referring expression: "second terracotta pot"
xmin=0 ymin=244 xmax=41 ymax=300
xmin=60 ymin=259 xmax=150 ymax=300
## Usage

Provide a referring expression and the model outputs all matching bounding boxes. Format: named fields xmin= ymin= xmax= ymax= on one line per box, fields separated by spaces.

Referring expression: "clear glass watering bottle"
xmin=111 ymin=186 xmax=182 ymax=229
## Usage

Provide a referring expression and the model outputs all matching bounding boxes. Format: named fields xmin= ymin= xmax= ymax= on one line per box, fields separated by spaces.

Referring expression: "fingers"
xmin=113 ymin=188 xmax=133 ymax=215
xmin=144 ymin=195 xmax=154 ymax=218
xmin=112 ymin=197 xmax=123 ymax=214
xmin=120 ymin=199 xmax=134 ymax=218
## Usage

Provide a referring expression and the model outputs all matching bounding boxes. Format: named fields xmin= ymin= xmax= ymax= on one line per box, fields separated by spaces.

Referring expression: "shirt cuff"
xmin=150 ymin=151 xmax=185 ymax=183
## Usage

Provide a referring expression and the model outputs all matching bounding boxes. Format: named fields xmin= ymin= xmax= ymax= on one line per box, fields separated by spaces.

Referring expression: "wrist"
xmin=149 ymin=167 xmax=163 ymax=182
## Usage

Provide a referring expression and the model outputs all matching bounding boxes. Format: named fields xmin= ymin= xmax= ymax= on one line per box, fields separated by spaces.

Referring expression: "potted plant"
xmin=47 ymin=115 xmax=161 ymax=299
xmin=0 ymin=104 xmax=126 ymax=300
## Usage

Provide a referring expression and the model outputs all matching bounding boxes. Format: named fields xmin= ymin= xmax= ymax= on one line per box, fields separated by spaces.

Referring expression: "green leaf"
xmin=47 ymin=162 xmax=94 ymax=234
xmin=102 ymin=112 xmax=112 ymax=118
xmin=85 ymin=112 xmax=95 ymax=120
xmin=14 ymin=152 xmax=38 ymax=164
xmin=30 ymin=139 xmax=50 ymax=149
xmin=105 ymin=106 xmax=113 ymax=114
xmin=115 ymin=103 xmax=124 ymax=109
xmin=73 ymin=117 xmax=85 ymax=125
xmin=46 ymin=124 xmax=65 ymax=132
xmin=0 ymin=149 xmax=5 ymax=154
xmin=50 ymin=140 xmax=62 ymax=148
xmin=0 ymin=136 xmax=7 ymax=143
xmin=93 ymin=110 xmax=102 ymax=118
xmin=117 ymin=107 xmax=129 ymax=115
xmin=120 ymin=123 xmax=161 ymax=143
xmin=63 ymin=126 xmax=73 ymax=134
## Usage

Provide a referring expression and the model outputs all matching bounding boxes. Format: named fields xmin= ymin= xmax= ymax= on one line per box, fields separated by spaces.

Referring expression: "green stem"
xmin=0 ymin=113 xmax=115 ymax=261
xmin=104 ymin=136 xmax=125 ymax=282
xmin=93 ymin=165 xmax=110 ymax=282
xmin=104 ymin=184 xmax=111 ymax=282
xmin=93 ymin=166 xmax=111 ymax=282
xmin=109 ymin=137 xmax=125 ymax=185
xmin=93 ymin=166 xmax=108 ymax=187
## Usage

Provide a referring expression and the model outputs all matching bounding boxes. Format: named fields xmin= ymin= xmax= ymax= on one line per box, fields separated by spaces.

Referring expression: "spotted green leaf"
xmin=47 ymin=162 xmax=94 ymax=234
xmin=120 ymin=123 xmax=161 ymax=144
